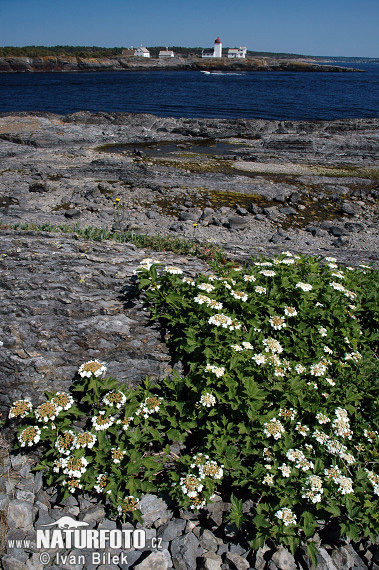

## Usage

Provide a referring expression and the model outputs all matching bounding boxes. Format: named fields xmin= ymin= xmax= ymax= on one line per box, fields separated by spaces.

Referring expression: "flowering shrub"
xmin=8 ymin=253 xmax=378 ymax=560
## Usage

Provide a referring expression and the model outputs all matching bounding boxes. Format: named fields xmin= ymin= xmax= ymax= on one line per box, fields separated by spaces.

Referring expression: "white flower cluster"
xmin=135 ymin=396 xmax=162 ymax=418
xmin=252 ymin=353 xmax=267 ymax=365
xmin=230 ymin=290 xmax=248 ymax=302
xmin=136 ymin=258 xmax=160 ymax=271
xmin=269 ymin=316 xmax=286 ymax=330
xmin=208 ymin=314 xmax=241 ymax=330
xmin=275 ymin=507 xmax=297 ymax=526
xmin=205 ymin=364 xmax=225 ymax=378
xmin=365 ymin=469 xmax=379 ymax=496
xmin=231 ymin=341 xmax=254 ymax=352
xmin=51 ymin=392 xmax=74 ymax=413
xmin=94 ymin=473 xmax=108 ymax=494
xmin=164 ymin=266 xmax=183 ymax=275
xmin=332 ymin=408 xmax=352 ymax=439
xmin=284 ymin=306 xmax=298 ymax=316
xmin=279 ymin=408 xmax=297 ymax=421
xmin=8 ymin=399 xmax=32 ymax=419
xmin=262 ymin=338 xmax=283 ymax=354
xmin=286 ymin=448 xmax=314 ymax=472
xmin=35 ymin=401 xmax=58 ymax=423
xmin=103 ymin=390 xmax=127 ymax=409
xmin=194 ymin=294 xmax=223 ymax=310
xmin=254 ymin=286 xmax=267 ymax=294
xmin=75 ymin=432 xmax=97 ymax=449
xmin=91 ymin=411 xmax=115 ymax=431
xmin=180 ymin=474 xmax=203 ymax=499
xmin=199 ymin=393 xmax=216 ymax=407
xmin=55 ymin=430 xmax=77 ymax=455
xmin=302 ymin=475 xmax=324 ymax=503
xmin=111 ymin=448 xmax=127 ymax=464
xmin=344 ymin=351 xmax=362 ymax=362
xmin=116 ymin=416 xmax=134 ymax=431
xmin=335 ymin=475 xmax=354 ymax=495
xmin=310 ymin=361 xmax=328 ymax=377
xmin=197 ymin=282 xmax=215 ymax=292
xmin=260 ymin=270 xmax=276 ymax=277
xmin=198 ymin=460 xmax=224 ymax=480
xmin=243 ymin=274 xmax=256 ymax=282
xmin=62 ymin=456 xmax=88 ymax=478
xmin=78 ymin=360 xmax=107 ymax=378
xmin=296 ymin=282 xmax=313 ymax=291
xmin=278 ymin=463 xmax=292 ymax=477
xmin=329 ymin=282 xmax=357 ymax=299
xmin=264 ymin=418 xmax=285 ymax=440
xmin=18 ymin=426 xmax=41 ymax=447
xmin=316 ymin=413 xmax=330 ymax=425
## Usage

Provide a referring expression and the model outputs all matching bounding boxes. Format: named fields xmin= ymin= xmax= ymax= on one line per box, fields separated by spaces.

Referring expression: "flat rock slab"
xmin=0 ymin=230 xmax=209 ymax=412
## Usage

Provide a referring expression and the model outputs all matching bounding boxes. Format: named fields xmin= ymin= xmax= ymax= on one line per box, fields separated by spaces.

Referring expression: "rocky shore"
xmin=0 ymin=112 xmax=378 ymax=569
xmin=0 ymin=56 xmax=363 ymax=74
xmin=0 ymin=112 xmax=378 ymax=267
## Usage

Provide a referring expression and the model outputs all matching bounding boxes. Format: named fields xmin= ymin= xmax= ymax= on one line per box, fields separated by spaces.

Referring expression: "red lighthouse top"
xmin=214 ymin=37 xmax=221 ymax=43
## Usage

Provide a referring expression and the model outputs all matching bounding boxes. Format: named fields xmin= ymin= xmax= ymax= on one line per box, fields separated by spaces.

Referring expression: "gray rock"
xmin=78 ymin=504 xmax=105 ymax=524
xmin=134 ymin=549 xmax=172 ymax=569
xmin=178 ymin=209 xmax=202 ymax=222
xmin=271 ymin=547 xmax=297 ymax=570
xmin=64 ymin=208 xmax=81 ymax=219
xmin=139 ymin=494 xmax=172 ymax=528
xmin=224 ymin=551 xmax=249 ymax=570
xmin=227 ymin=215 xmax=250 ymax=230
xmin=7 ymin=500 xmax=34 ymax=530
xmin=329 ymin=225 xmax=348 ymax=237
xmin=198 ymin=552 xmax=223 ymax=570
xmin=263 ymin=206 xmax=280 ymax=220
xmin=341 ymin=201 xmax=356 ymax=215
xmin=333 ymin=236 xmax=349 ymax=247
xmin=158 ymin=518 xmax=186 ymax=542
xmin=1 ymin=555 xmax=28 ymax=570
xmin=252 ymin=544 xmax=272 ymax=570
xmin=345 ymin=221 xmax=364 ymax=233
xmin=279 ymin=206 xmax=297 ymax=215
xmin=170 ymin=532 xmax=203 ymax=570
xmin=331 ymin=544 xmax=368 ymax=569
xmin=29 ymin=182 xmax=48 ymax=193
xmin=311 ymin=546 xmax=339 ymax=570
xmin=197 ymin=528 xmax=220 ymax=552
xmin=247 ymin=203 xmax=262 ymax=214
xmin=119 ymin=548 xmax=144 ymax=568
xmin=235 ymin=207 xmax=249 ymax=216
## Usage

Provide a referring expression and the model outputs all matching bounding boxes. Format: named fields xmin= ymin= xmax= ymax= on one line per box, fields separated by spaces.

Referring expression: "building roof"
xmin=136 ymin=47 xmax=149 ymax=53
xmin=214 ymin=37 xmax=222 ymax=44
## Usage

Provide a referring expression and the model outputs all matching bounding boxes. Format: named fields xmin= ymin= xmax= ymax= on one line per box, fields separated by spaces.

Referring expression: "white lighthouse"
xmin=213 ymin=37 xmax=222 ymax=58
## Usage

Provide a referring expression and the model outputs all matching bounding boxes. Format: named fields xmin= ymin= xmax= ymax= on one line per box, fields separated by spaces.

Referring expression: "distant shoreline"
xmin=0 ymin=55 xmax=364 ymax=74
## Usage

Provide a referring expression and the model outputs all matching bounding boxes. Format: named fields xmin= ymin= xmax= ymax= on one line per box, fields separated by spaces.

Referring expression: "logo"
xmin=7 ymin=514 xmax=162 ymax=566
xmin=41 ymin=516 xmax=89 ymax=529
xmin=36 ymin=515 xmax=146 ymax=550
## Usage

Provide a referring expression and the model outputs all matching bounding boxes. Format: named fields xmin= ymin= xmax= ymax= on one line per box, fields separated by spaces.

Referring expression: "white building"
xmin=134 ymin=47 xmax=150 ymax=58
xmin=202 ymin=37 xmax=223 ymax=58
xmin=227 ymin=46 xmax=247 ymax=59
xmin=159 ymin=49 xmax=175 ymax=58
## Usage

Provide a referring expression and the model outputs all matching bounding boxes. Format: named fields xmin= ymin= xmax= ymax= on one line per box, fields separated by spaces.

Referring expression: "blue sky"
xmin=0 ymin=0 xmax=378 ymax=57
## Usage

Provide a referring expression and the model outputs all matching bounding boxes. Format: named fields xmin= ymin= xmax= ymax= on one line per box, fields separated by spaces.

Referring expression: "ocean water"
xmin=0 ymin=63 xmax=377 ymax=120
